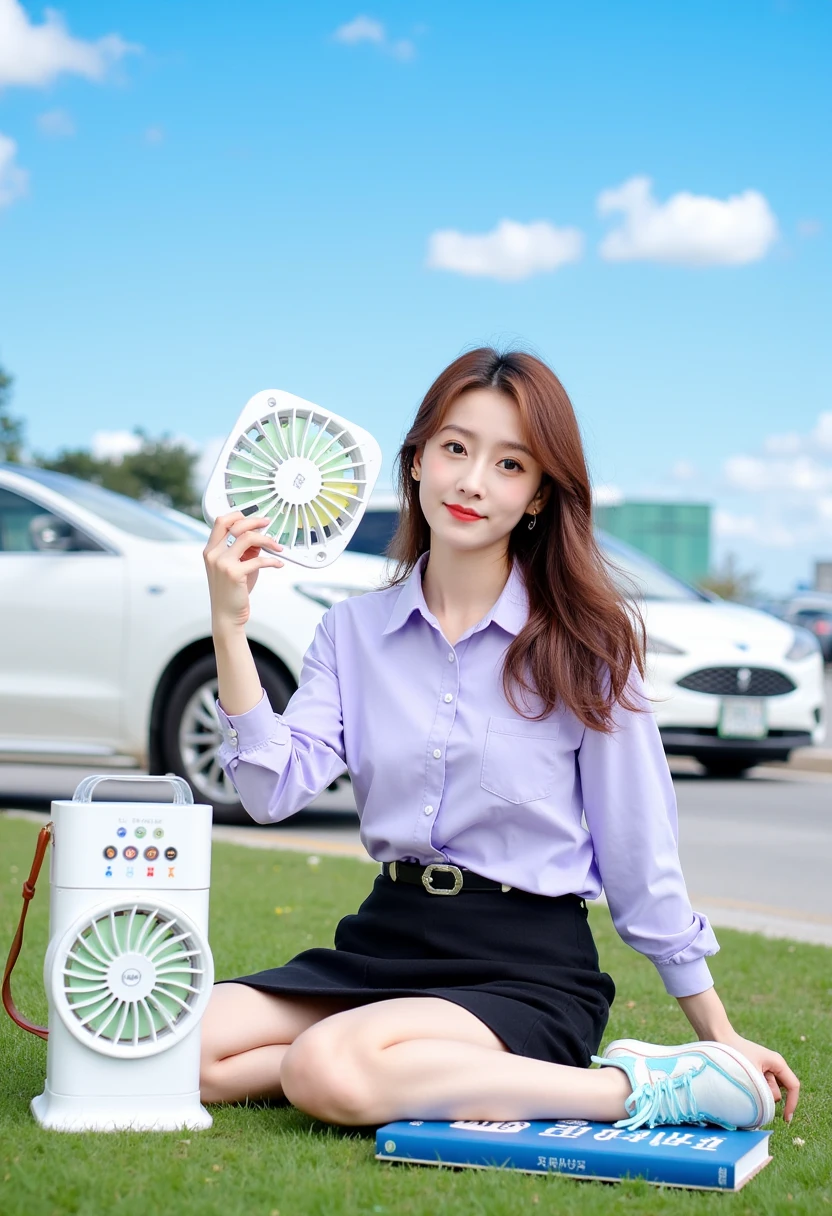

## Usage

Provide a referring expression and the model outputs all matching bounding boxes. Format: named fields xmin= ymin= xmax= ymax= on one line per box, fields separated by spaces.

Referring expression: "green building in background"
xmin=594 ymin=501 xmax=711 ymax=586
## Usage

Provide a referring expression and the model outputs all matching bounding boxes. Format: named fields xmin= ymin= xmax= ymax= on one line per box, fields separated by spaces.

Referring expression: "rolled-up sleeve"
xmin=214 ymin=610 xmax=347 ymax=824
xmin=578 ymin=664 xmax=719 ymax=998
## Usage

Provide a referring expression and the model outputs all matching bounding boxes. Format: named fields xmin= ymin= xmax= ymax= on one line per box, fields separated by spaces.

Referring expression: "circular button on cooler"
xmin=103 ymin=846 xmax=117 ymax=860
xmin=153 ymin=828 xmax=164 ymax=839
xmin=143 ymin=846 xmax=159 ymax=861
xmin=116 ymin=827 xmax=127 ymax=838
xmin=134 ymin=826 xmax=147 ymax=839
xmin=123 ymin=846 xmax=139 ymax=861
xmin=164 ymin=847 xmax=178 ymax=861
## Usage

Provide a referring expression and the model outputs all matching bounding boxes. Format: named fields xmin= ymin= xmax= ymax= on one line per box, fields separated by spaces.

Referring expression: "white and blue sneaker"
xmin=593 ymin=1039 xmax=775 ymax=1131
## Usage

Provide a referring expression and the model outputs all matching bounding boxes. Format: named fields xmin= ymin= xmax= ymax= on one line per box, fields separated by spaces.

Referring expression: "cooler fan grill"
xmin=61 ymin=905 xmax=206 ymax=1049
xmin=225 ymin=403 xmax=366 ymax=548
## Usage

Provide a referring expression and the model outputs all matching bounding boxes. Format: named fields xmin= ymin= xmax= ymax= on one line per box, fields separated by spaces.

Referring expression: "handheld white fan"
xmin=202 ymin=389 xmax=383 ymax=569
xmin=32 ymin=774 xmax=214 ymax=1133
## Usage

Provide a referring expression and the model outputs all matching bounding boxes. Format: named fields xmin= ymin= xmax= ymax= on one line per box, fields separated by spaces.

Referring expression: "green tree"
xmin=0 ymin=360 xmax=25 ymax=462
xmin=36 ymin=429 xmax=200 ymax=514
xmin=698 ymin=551 xmax=760 ymax=603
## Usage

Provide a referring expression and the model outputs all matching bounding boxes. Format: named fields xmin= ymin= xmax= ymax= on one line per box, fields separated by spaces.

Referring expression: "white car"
xmin=351 ymin=500 xmax=826 ymax=778
xmin=0 ymin=466 xmax=824 ymax=824
xmin=0 ymin=463 xmax=385 ymax=821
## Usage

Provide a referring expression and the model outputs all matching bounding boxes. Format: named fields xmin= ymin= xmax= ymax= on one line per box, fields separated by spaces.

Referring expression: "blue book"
xmin=375 ymin=1119 xmax=772 ymax=1191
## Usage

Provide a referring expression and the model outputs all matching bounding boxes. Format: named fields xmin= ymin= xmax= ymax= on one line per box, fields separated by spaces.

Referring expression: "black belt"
xmin=382 ymin=860 xmax=511 ymax=895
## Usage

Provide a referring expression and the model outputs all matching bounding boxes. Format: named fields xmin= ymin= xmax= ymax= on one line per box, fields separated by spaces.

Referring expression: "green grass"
xmin=1 ymin=813 xmax=829 ymax=1216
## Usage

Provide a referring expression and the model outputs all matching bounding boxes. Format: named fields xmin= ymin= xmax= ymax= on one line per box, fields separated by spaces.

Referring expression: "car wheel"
xmin=700 ymin=757 xmax=756 ymax=779
xmin=160 ymin=653 xmax=293 ymax=823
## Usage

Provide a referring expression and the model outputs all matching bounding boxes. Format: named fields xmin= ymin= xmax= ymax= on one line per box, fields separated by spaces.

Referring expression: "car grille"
xmin=676 ymin=667 xmax=796 ymax=697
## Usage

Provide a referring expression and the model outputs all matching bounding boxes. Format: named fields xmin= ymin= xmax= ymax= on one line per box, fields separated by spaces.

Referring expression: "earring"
xmin=527 ymin=510 xmax=537 ymax=531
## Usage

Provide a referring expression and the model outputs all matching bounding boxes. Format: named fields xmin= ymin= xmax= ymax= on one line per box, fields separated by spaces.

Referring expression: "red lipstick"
xmin=445 ymin=504 xmax=484 ymax=522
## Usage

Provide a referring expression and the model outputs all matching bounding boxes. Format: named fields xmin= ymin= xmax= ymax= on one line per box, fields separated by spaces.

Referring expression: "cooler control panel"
xmin=50 ymin=801 xmax=212 ymax=890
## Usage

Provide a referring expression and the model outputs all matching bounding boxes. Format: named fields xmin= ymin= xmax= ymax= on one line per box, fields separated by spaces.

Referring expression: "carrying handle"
xmin=72 ymin=773 xmax=194 ymax=805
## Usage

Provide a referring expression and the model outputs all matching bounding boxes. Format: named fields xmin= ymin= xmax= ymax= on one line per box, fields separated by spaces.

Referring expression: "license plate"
xmin=718 ymin=698 xmax=768 ymax=739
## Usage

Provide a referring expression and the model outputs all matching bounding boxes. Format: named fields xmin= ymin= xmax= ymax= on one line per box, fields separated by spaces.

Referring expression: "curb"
xmin=767 ymin=748 xmax=832 ymax=776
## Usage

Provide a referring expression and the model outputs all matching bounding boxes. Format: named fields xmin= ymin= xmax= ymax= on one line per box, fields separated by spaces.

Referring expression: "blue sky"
xmin=0 ymin=0 xmax=829 ymax=593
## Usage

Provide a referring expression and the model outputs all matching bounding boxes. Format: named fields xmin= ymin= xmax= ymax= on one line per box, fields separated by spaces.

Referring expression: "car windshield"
xmin=599 ymin=532 xmax=706 ymax=602
xmin=346 ymin=508 xmax=399 ymax=557
xmin=346 ymin=508 xmax=705 ymax=602
xmin=8 ymin=466 xmax=204 ymax=543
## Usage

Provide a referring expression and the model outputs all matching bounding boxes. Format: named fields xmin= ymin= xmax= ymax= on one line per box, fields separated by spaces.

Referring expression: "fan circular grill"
xmin=224 ymin=403 xmax=367 ymax=549
xmin=56 ymin=903 xmax=211 ymax=1057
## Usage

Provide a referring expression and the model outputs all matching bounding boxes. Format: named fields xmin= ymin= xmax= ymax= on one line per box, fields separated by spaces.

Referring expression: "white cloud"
xmin=333 ymin=15 xmax=416 ymax=59
xmin=714 ymin=509 xmax=796 ymax=549
xmin=195 ymin=436 xmax=225 ymax=491
xmin=712 ymin=410 xmax=832 ymax=558
xmin=597 ymin=175 xmax=779 ymax=266
xmin=91 ymin=430 xmax=143 ymax=462
xmin=0 ymin=132 xmax=28 ymax=207
xmin=427 ymin=218 xmax=584 ymax=281
xmin=390 ymin=38 xmax=416 ymax=60
xmin=724 ymin=453 xmax=832 ymax=494
xmin=0 ymin=0 xmax=139 ymax=89
xmin=36 ymin=108 xmax=75 ymax=137
xmin=671 ymin=459 xmax=697 ymax=481
xmin=592 ymin=482 xmax=624 ymax=506
xmin=334 ymin=15 xmax=385 ymax=45
xmin=762 ymin=431 xmax=802 ymax=455
xmin=813 ymin=412 xmax=832 ymax=453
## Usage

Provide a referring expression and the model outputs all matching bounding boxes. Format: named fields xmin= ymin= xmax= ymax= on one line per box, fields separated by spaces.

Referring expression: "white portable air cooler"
xmin=32 ymin=774 xmax=214 ymax=1132
xmin=202 ymin=388 xmax=384 ymax=568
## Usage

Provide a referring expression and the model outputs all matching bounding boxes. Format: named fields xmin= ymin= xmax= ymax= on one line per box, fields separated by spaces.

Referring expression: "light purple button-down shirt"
xmin=216 ymin=550 xmax=718 ymax=997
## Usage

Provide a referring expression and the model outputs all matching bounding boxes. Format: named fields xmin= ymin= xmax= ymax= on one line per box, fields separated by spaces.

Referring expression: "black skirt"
xmin=227 ymin=871 xmax=616 ymax=1068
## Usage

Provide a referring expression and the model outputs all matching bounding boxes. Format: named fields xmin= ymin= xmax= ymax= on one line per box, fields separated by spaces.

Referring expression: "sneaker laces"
xmin=615 ymin=1065 xmax=737 ymax=1132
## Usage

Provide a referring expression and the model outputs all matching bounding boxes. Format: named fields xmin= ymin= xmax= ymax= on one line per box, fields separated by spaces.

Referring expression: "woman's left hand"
xmin=716 ymin=1031 xmax=800 ymax=1122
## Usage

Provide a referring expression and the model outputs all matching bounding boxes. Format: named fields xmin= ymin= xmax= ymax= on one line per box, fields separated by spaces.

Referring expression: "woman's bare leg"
xmin=199 ymin=983 xmax=353 ymax=1103
xmin=280 ymin=996 xmax=631 ymax=1125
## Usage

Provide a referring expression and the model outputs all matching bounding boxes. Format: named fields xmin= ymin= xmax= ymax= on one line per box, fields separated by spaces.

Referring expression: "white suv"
xmin=0 ymin=464 xmax=386 ymax=821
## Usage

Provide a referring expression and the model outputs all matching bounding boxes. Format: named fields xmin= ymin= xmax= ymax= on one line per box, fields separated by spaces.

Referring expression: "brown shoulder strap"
xmin=2 ymin=823 xmax=52 ymax=1040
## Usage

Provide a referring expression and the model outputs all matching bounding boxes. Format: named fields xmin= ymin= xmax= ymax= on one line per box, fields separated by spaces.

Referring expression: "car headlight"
xmin=646 ymin=636 xmax=687 ymax=655
xmin=294 ymin=582 xmax=369 ymax=609
xmin=785 ymin=626 xmax=821 ymax=661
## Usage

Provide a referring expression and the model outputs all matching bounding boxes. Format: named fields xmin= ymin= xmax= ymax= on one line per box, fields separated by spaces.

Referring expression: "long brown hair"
xmin=383 ymin=347 xmax=647 ymax=733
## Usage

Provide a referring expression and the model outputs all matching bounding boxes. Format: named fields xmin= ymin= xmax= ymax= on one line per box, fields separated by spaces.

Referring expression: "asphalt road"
xmin=3 ymin=749 xmax=830 ymax=946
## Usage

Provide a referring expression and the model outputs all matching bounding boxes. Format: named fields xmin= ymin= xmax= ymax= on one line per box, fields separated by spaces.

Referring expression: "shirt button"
xmin=443 ymin=693 xmax=453 ymax=703
xmin=448 ymin=653 xmax=455 ymax=662
xmin=424 ymin=804 xmax=434 ymax=815
xmin=433 ymin=749 xmax=441 ymax=759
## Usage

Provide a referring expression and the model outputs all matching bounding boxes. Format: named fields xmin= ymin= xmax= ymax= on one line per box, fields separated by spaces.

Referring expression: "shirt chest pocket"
xmin=480 ymin=715 xmax=561 ymax=804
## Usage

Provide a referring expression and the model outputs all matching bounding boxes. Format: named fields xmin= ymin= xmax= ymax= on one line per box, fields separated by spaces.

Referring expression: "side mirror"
xmin=29 ymin=513 xmax=82 ymax=552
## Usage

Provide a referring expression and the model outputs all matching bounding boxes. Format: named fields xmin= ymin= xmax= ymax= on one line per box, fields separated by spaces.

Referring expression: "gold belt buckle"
xmin=421 ymin=863 xmax=463 ymax=895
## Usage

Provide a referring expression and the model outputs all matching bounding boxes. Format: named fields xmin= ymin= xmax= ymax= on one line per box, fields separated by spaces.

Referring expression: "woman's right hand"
xmin=203 ymin=511 xmax=285 ymax=632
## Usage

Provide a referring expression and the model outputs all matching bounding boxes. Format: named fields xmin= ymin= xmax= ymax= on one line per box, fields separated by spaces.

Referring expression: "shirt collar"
xmin=382 ymin=550 xmax=529 ymax=638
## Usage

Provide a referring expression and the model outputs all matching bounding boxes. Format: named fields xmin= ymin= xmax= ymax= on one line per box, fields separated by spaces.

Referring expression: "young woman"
xmin=200 ymin=348 xmax=799 ymax=1131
